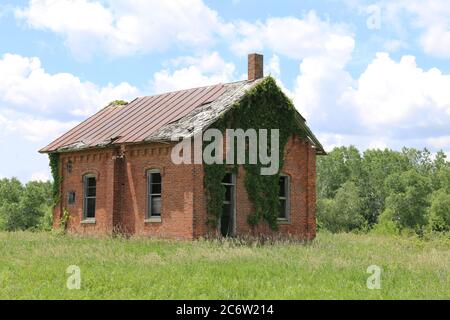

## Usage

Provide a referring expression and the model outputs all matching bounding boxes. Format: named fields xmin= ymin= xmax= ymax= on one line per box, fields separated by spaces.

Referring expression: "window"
xmin=66 ymin=160 xmax=73 ymax=173
xmin=221 ymin=172 xmax=236 ymax=236
xmin=83 ymin=175 xmax=96 ymax=220
xmin=68 ymin=191 xmax=76 ymax=205
xmin=278 ymin=175 xmax=289 ymax=220
xmin=147 ymin=170 xmax=162 ymax=219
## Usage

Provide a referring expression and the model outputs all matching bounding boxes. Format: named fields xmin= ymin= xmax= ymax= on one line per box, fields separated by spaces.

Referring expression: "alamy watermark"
xmin=66 ymin=265 xmax=81 ymax=290
xmin=171 ymin=128 xmax=280 ymax=175
xmin=366 ymin=4 xmax=381 ymax=30
xmin=366 ymin=265 xmax=381 ymax=289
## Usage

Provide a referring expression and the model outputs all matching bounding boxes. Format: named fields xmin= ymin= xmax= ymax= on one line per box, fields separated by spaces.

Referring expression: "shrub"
xmin=428 ymin=189 xmax=450 ymax=232
xmin=371 ymin=208 xmax=399 ymax=235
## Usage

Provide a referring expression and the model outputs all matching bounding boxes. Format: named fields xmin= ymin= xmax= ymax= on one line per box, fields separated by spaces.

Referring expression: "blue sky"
xmin=0 ymin=0 xmax=450 ymax=182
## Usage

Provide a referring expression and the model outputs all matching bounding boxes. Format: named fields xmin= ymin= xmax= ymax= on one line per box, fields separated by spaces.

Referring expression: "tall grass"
xmin=0 ymin=231 xmax=448 ymax=299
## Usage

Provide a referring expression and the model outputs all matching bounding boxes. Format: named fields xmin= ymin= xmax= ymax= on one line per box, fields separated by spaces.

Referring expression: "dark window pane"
xmin=151 ymin=196 xmax=161 ymax=216
xmin=68 ymin=192 xmax=76 ymax=204
xmin=87 ymin=177 xmax=96 ymax=187
xmin=86 ymin=186 xmax=96 ymax=197
xmin=86 ymin=198 xmax=96 ymax=218
xmin=222 ymin=173 xmax=232 ymax=184
xmin=224 ymin=185 xmax=232 ymax=202
xmin=151 ymin=183 xmax=161 ymax=194
xmin=151 ymin=172 xmax=161 ymax=184
xmin=279 ymin=199 xmax=286 ymax=218
xmin=279 ymin=176 xmax=286 ymax=197
xmin=221 ymin=204 xmax=231 ymax=236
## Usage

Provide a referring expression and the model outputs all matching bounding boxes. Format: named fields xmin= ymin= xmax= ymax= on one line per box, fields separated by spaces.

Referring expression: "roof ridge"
xmin=136 ymin=78 xmax=259 ymax=100
xmin=138 ymin=82 xmax=223 ymax=99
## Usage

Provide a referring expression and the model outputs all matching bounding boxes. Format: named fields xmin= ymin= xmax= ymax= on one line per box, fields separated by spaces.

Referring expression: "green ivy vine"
xmin=203 ymin=77 xmax=306 ymax=230
xmin=49 ymin=153 xmax=62 ymax=207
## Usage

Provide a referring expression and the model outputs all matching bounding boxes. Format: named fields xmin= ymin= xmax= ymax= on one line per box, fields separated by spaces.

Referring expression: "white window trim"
xmin=146 ymin=169 xmax=162 ymax=221
xmin=278 ymin=174 xmax=291 ymax=223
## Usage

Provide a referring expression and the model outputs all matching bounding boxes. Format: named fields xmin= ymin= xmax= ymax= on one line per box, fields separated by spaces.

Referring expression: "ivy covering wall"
xmin=204 ymin=77 xmax=307 ymax=230
xmin=49 ymin=153 xmax=61 ymax=207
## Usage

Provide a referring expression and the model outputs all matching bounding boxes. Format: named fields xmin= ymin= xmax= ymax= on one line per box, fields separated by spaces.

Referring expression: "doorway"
xmin=220 ymin=172 xmax=236 ymax=237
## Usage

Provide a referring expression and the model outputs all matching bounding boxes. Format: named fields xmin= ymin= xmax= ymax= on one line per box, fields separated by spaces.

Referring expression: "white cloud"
xmin=266 ymin=54 xmax=280 ymax=77
xmin=405 ymin=0 xmax=450 ymax=59
xmin=382 ymin=39 xmax=408 ymax=52
xmin=368 ymin=138 xmax=388 ymax=150
xmin=231 ymin=11 xmax=354 ymax=65
xmin=151 ymin=52 xmax=236 ymax=93
xmin=0 ymin=53 xmax=139 ymax=118
xmin=0 ymin=109 xmax=78 ymax=142
xmin=358 ymin=0 xmax=450 ymax=59
xmin=427 ymin=136 xmax=450 ymax=150
xmin=30 ymin=170 xmax=51 ymax=182
xmin=343 ymin=53 xmax=450 ymax=132
xmin=316 ymin=132 xmax=345 ymax=152
xmin=15 ymin=0 xmax=232 ymax=59
xmin=293 ymin=55 xmax=355 ymax=124
xmin=295 ymin=51 xmax=450 ymax=153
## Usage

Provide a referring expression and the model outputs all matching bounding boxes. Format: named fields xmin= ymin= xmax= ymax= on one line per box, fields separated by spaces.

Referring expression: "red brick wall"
xmin=54 ymin=135 xmax=317 ymax=240
xmin=120 ymin=143 xmax=195 ymax=239
xmin=192 ymin=134 xmax=317 ymax=240
xmin=57 ymin=149 xmax=116 ymax=235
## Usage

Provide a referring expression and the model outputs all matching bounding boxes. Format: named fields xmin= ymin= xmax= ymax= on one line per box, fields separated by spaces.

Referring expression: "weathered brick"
xmin=55 ymin=135 xmax=316 ymax=240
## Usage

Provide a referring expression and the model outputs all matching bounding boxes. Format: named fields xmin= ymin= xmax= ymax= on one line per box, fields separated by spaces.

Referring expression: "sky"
xmin=0 ymin=0 xmax=450 ymax=182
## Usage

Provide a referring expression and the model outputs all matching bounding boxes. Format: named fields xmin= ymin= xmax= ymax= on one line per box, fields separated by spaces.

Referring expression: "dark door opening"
xmin=221 ymin=173 xmax=235 ymax=237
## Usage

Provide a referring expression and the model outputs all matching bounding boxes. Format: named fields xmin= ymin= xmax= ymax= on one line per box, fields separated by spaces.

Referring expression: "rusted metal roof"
xmin=40 ymin=83 xmax=226 ymax=153
xmin=40 ymin=78 xmax=325 ymax=154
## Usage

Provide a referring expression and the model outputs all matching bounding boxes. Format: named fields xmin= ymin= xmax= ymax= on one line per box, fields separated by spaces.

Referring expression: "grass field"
xmin=0 ymin=231 xmax=448 ymax=299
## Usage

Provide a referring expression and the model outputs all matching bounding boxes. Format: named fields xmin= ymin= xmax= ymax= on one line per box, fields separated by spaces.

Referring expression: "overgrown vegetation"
xmin=48 ymin=153 xmax=61 ymax=207
xmin=110 ymin=100 xmax=128 ymax=106
xmin=204 ymin=77 xmax=303 ymax=230
xmin=317 ymin=146 xmax=450 ymax=236
xmin=0 ymin=178 xmax=53 ymax=231
xmin=0 ymin=231 xmax=448 ymax=299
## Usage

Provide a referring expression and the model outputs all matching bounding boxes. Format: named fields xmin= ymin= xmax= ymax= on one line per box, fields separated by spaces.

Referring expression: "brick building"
xmin=40 ymin=54 xmax=325 ymax=240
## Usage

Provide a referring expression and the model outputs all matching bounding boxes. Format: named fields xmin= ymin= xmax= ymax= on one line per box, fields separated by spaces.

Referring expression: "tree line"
xmin=0 ymin=179 xmax=53 ymax=231
xmin=317 ymin=147 xmax=449 ymax=235
xmin=0 ymin=146 xmax=448 ymax=235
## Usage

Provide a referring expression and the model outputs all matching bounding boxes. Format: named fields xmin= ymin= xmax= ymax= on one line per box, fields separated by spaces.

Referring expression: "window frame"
xmin=82 ymin=174 xmax=97 ymax=222
xmin=278 ymin=174 xmax=290 ymax=222
xmin=146 ymin=169 xmax=162 ymax=222
xmin=220 ymin=172 xmax=236 ymax=236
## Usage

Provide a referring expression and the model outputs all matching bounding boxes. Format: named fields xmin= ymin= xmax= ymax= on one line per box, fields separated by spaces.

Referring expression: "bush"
xmin=428 ymin=189 xmax=450 ymax=232
xmin=371 ymin=208 xmax=399 ymax=235
xmin=37 ymin=205 xmax=54 ymax=231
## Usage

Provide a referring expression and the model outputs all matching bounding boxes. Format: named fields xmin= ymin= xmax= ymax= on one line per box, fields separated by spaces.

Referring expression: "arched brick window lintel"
xmin=80 ymin=170 xmax=100 ymax=182
xmin=143 ymin=164 xmax=165 ymax=177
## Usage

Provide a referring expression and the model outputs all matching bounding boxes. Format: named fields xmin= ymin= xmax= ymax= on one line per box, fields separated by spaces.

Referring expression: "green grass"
xmin=0 ymin=231 xmax=448 ymax=299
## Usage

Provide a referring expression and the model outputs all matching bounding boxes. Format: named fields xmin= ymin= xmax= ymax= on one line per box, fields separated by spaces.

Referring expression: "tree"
xmin=317 ymin=146 xmax=362 ymax=199
xmin=21 ymin=181 xmax=53 ymax=229
xmin=317 ymin=181 xmax=365 ymax=233
xmin=360 ymin=149 xmax=412 ymax=225
xmin=383 ymin=170 xmax=431 ymax=230
xmin=0 ymin=179 xmax=52 ymax=231
xmin=428 ymin=189 xmax=450 ymax=232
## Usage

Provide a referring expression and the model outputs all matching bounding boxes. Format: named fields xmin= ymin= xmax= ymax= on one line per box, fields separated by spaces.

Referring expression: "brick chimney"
xmin=248 ymin=53 xmax=263 ymax=80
